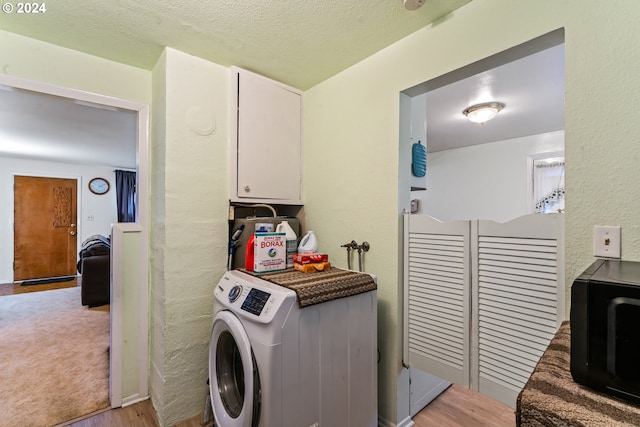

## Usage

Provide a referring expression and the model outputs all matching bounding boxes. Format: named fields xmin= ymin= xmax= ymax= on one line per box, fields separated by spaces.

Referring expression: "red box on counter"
xmin=293 ymin=253 xmax=329 ymax=264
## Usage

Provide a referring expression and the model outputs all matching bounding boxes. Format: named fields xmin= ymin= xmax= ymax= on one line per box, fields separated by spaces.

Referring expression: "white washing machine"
xmin=209 ymin=269 xmax=378 ymax=427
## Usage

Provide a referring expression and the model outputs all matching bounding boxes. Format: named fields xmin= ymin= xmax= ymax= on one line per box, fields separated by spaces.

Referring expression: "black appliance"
xmin=570 ymin=259 xmax=640 ymax=405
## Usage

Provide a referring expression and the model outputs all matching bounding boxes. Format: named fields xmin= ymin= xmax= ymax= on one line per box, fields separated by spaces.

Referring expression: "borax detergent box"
xmin=253 ymin=232 xmax=286 ymax=273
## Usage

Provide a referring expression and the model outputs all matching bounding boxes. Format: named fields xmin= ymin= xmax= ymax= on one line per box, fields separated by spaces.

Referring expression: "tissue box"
xmin=293 ymin=253 xmax=329 ymax=264
xmin=254 ymin=232 xmax=286 ymax=273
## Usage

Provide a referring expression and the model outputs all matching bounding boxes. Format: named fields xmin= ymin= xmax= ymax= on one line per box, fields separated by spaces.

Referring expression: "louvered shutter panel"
xmin=471 ymin=214 xmax=564 ymax=408
xmin=403 ymin=215 xmax=470 ymax=385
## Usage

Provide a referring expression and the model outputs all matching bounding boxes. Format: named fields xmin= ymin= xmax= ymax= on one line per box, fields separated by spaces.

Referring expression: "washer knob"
xmin=228 ymin=285 xmax=242 ymax=302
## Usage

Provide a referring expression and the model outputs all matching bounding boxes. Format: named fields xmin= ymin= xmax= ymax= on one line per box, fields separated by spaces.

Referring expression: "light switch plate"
xmin=594 ymin=226 xmax=621 ymax=258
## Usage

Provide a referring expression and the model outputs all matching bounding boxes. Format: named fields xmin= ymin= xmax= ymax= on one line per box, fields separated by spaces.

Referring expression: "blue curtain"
xmin=115 ymin=170 xmax=136 ymax=222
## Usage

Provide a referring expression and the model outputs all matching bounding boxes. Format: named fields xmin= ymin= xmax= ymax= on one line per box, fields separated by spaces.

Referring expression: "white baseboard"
xmin=410 ymin=380 xmax=451 ymax=417
xmin=378 ymin=415 xmax=415 ymax=427
xmin=122 ymin=393 xmax=149 ymax=407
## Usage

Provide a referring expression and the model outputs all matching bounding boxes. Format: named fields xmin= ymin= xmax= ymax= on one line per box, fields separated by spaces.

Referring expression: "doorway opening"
xmin=0 ymin=73 xmax=150 ymax=421
xmin=400 ymin=29 xmax=565 ymax=223
xmin=398 ymin=28 xmax=565 ymax=415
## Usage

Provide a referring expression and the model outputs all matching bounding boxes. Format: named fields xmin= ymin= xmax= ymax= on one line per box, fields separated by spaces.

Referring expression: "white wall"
xmin=410 ymin=93 xmax=428 ymax=191
xmin=0 ymin=156 xmax=118 ymax=283
xmin=419 ymin=131 xmax=564 ymax=223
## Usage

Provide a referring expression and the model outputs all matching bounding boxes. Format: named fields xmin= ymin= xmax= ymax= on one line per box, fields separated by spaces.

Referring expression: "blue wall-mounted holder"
xmin=411 ymin=140 xmax=426 ymax=177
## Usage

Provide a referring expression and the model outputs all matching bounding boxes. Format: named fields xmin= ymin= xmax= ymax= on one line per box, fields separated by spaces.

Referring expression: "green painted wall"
xmin=0 ymin=30 xmax=150 ymax=103
xmin=303 ymin=0 xmax=640 ymax=423
xmin=149 ymin=48 xmax=230 ymax=426
xmin=563 ymin=0 xmax=640 ymax=278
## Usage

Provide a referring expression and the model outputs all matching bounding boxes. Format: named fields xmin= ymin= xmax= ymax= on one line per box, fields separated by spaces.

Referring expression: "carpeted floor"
xmin=0 ymin=287 xmax=110 ymax=427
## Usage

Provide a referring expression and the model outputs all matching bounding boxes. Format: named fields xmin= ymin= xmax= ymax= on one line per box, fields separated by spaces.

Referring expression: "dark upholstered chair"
xmin=77 ymin=235 xmax=110 ymax=307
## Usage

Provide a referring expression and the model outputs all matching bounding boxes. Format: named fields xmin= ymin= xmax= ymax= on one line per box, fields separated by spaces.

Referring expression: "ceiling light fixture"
xmin=403 ymin=0 xmax=425 ymax=11
xmin=463 ymin=102 xmax=505 ymax=124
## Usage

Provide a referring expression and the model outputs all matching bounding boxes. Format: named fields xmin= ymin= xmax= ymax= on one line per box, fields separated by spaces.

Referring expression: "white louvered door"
xmin=403 ymin=215 xmax=471 ymax=386
xmin=471 ymin=214 xmax=564 ymax=408
xmin=403 ymin=213 xmax=564 ymax=408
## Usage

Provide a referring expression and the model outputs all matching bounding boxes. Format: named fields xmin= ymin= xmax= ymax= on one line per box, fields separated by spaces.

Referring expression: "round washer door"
xmin=209 ymin=310 xmax=255 ymax=427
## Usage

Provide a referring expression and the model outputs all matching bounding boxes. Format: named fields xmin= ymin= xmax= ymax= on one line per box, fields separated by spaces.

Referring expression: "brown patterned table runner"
xmin=516 ymin=321 xmax=640 ymax=426
xmin=241 ymin=267 xmax=377 ymax=308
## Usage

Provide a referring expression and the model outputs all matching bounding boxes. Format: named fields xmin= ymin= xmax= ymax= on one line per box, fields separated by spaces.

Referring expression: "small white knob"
xmin=244 ymin=185 xmax=250 ymax=192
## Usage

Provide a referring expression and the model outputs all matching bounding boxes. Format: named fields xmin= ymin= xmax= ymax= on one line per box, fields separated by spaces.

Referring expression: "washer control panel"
xmin=215 ymin=270 xmax=296 ymax=324
xmin=240 ymin=287 xmax=271 ymax=316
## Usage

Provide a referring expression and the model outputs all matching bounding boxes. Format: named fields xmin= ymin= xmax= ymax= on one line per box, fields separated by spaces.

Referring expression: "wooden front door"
xmin=14 ymin=176 xmax=78 ymax=281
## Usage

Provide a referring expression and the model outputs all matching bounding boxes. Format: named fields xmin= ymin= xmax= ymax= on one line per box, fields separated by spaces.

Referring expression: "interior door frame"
xmin=398 ymin=29 xmax=565 ymax=424
xmin=11 ymin=173 xmax=82 ymax=280
xmin=0 ymin=73 xmax=150 ymax=409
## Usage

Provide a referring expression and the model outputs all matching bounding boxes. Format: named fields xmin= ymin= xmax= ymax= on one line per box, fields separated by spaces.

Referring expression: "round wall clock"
xmin=88 ymin=177 xmax=110 ymax=195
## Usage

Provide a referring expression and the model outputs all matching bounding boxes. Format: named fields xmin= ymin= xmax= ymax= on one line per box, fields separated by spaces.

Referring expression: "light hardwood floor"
xmin=0 ymin=276 xmax=79 ymax=296
xmin=413 ymin=384 xmax=516 ymax=427
xmin=64 ymin=384 xmax=515 ymax=427
xmin=62 ymin=402 xmax=207 ymax=427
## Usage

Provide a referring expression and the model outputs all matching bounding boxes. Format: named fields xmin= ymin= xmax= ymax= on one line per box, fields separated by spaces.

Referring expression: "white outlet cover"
xmin=594 ymin=225 xmax=621 ymax=258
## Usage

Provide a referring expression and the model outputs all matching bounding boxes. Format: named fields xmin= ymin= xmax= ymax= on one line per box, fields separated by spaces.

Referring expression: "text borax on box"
xmin=253 ymin=232 xmax=286 ymax=273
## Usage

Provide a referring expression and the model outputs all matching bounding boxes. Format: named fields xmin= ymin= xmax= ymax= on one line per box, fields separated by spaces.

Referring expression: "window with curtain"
xmin=115 ymin=170 xmax=136 ymax=222
xmin=533 ymin=157 xmax=565 ymax=214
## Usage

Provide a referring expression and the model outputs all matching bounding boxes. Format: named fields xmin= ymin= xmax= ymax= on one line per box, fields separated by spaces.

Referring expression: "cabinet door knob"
xmin=244 ymin=185 xmax=250 ymax=193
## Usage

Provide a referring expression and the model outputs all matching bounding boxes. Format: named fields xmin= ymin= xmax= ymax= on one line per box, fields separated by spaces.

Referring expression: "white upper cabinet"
xmin=230 ymin=67 xmax=303 ymax=204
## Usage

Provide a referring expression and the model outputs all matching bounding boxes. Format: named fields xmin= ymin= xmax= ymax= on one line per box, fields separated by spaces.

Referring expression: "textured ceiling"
xmin=0 ymin=0 xmax=470 ymax=89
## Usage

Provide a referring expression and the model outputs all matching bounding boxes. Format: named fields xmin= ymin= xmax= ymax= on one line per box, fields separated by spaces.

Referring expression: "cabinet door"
xmin=235 ymin=69 xmax=302 ymax=202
